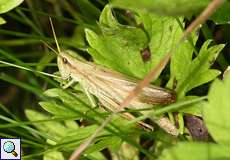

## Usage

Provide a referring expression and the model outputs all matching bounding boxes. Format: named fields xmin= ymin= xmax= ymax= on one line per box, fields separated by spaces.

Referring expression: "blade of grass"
xmin=25 ymin=0 xmax=43 ymax=33
xmin=0 ymin=102 xmax=17 ymax=119
xmin=117 ymin=95 xmax=206 ymax=129
xmin=0 ymin=73 xmax=44 ymax=97
xmin=16 ymin=9 xmax=43 ymax=36
xmin=0 ymin=39 xmax=44 ymax=46
xmin=18 ymin=7 xmax=96 ymax=29
xmin=0 ymin=30 xmax=85 ymax=49
xmin=0 ymin=114 xmax=58 ymax=143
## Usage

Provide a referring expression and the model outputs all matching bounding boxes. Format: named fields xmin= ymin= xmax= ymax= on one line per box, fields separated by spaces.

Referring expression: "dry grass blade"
xmin=180 ymin=0 xmax=226 ymax=42
xmin=69 ymin=0 xmax=226 ymax=159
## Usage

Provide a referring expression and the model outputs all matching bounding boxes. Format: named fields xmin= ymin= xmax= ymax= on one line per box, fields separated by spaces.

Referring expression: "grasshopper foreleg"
xmin=62 ymin=79 xmax=75 ymax=89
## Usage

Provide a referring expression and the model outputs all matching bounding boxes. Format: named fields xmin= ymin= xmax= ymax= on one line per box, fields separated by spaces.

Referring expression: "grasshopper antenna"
xmin=0 ymin=60 xmax=62 ymax=79
xmin=40 ymin=40 xmax=60 ymax=56
xmin=49 ymin=17 xmax=61 ymax=54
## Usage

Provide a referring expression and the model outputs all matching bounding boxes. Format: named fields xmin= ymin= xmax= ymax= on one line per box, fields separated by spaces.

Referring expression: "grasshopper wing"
xmin=88 ymin=66 xmax=176 ymax=106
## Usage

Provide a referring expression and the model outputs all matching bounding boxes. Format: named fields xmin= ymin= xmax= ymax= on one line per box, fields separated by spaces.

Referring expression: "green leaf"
xmin=64 ymin=120 xmax=79 ymax=130
xmin=59 ymin=125 xmax=101 ymax=143
xmin=136 ymin=12 xmax=183 ymax=75
xmin=86 ymin=5 xmax=183 ymax=79
xmin=74 ymin=0 xmax=100 ymax=22
xmin=204 ymin=74 xmax=230 ymax=145
xmin=0 ymin=0 xmax=24 ymax=14
xmin=159 ymin=142 xmax=230 ymax=160
xmin=39 ymin=101 xmax=82 ymax=118
xmin=25 ymin=109 xmax=69 ymax=139
xmin=87 ymin=6 xmax=149 ymax=78
xmin=167 ymin=30 xmax=198 ymax=89
xmin=0 ymin=16 xmax=6 ymax=25
xmin=210 ymin=2 xmax=230 ymax=24
xmin=187 ymin=69 xmax=221 ymax=91
xmin=112 ymin=1 xmax=230 ymax=24
xmin=85 ymin=136 xmax=121 ymax=154
xmin=112 ymin=0 xmax=209 ymax=16
xmin=44 ymin=88 xmax=90 ymax=112
xmin=43 ymin=151 xmax=64 ymax=160
xmin=86 ymin=6 xmax=148 ymax=78
xmin=111 ymin=141 xmax=139 ymax=160
xmin=176 ymin=40 xmax=224 ymax=97
xmin=86 ymin=152 xmax=107 ymax=160
xmin=56 ymin=125 xmax=109 ymax=151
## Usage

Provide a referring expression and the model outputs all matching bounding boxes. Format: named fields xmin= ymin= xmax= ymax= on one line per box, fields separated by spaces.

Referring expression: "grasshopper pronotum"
xmin=47 ymin=18 xmax=178 ymax=136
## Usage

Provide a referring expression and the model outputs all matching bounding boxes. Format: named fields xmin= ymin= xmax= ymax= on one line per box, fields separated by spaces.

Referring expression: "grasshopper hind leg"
xmin=82 ymin=85 xmax=97 ymax=108
xmin=99 ymin=97 xmax=153 ymax=131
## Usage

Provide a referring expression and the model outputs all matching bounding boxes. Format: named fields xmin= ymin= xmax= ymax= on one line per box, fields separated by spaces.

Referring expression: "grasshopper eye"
xmin=62 ymin=57 xmax=68 ymax=64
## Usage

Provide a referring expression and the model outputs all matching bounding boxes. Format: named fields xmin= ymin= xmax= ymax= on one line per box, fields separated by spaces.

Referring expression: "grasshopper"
xmin=48 ymin=19 xmax=178 ymax=136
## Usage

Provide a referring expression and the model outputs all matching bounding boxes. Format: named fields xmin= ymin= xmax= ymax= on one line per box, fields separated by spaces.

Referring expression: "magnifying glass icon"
xmin=3 ymin=141 xmax=18 ymax=157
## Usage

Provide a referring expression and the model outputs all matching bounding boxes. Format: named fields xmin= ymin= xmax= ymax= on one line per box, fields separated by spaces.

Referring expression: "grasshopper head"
xmin=57 ymin=51 xmax=73 ymax=79
xmin=48 ymin=18 xmax=76 ymax=80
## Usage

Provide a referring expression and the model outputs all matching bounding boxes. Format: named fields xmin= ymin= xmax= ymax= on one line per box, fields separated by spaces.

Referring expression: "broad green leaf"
xmin=112 ymin=0 xmax=209 ymax=16
xmin=85 ymin=136 xmax=121 ymax=154
xmin=204 ymin=74 xmax=230 ymax=145
xmin=44 ymin=88 xmax=60 ymax=97
xmin=135 ymin=12 xmax=183 ymax=74
xmin=0 ymin=0 xmax=24 ymax=14
xmin=86 ymin=5 xmax=148 ymax=78
xmin=111 ymin=141 xmax=139 ymax=160
xmin=44 ymin=88 xmax=90 ymax=112
xmin=25 ymin=109 xmax=86 ymax=151
xmin=210 ymin=3 xmax=230 ymax=24
xmin=167 ymin=30 xmax=198 ymax=89
xmin=25 ymin=109 xmax=69 ymax=139
xmin=192 ymin=41 xmax=223 ymax=74
xmin=159 ymin=142 xmax=230 ymax=160
xmin=60 ymin=125 xmax=99 ymax=144
xmin=56 ymin=125 xmax=109 ymax=151
xmin=86 ymin=5 xmax=183 ymax=79
xmin=187 ymin=69 xmax=220 ymax=91
xmin=42 ymin=88 xmax=106 ymax=122
xmin=0 ymin=16 xmax=6 ymax=25
xmin=176 ymin=40 xmax=224 ymax=97
xmin=112 ymin=0 xmax=230 ymax=24
xmin=64 ymin=120 xmax=79 ymax=130
xmin=167 ymin=38 xmax=222 ymax=131
xmin=86 ymin=152 xmax=107 ymax=160
xmin=43 ymin=151 xmax=64 ymax=160
xmin=43 ymin=137 xmax=106 ymax=160
xmin=39 ymin=101 xmax=82 ymax=118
